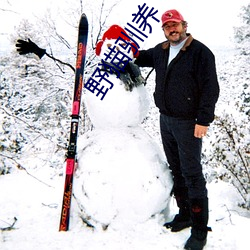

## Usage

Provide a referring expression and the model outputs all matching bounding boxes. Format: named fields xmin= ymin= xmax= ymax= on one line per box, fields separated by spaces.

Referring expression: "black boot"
xmin=184 ymin=228 xmax=208 ymax=250
xmin=164 ymin=195 xmax=192 ymax=232
xmin=184 ymin=198 xmax=211 ymax=250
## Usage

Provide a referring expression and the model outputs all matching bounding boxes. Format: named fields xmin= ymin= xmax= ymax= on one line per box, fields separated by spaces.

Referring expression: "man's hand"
xmin=194 ymin=124 xmax=208 ymax=138
xmin=16 ymin=38 xmax=46 ymax=59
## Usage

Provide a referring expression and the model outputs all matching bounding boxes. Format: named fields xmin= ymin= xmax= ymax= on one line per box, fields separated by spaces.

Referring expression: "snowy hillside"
xmin=0 ymin=170 xmax=250 ymax=250
xmin=1 ymin=44 xmax=250 ymax=250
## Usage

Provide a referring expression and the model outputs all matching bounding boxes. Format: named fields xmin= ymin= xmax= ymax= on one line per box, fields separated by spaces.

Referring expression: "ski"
xmin=59 ymin=13 xmax=88 ymax=231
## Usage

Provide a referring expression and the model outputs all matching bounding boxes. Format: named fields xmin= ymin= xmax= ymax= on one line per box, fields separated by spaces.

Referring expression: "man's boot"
xmin=164 ymin=195 xmax=192 ymax=232
xmin=184 ymin=197 xmax=211 ymax=250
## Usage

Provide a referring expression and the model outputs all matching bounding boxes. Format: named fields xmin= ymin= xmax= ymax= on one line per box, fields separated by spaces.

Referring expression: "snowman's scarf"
xmin=99 ymin=61 xmax=146 ymax=91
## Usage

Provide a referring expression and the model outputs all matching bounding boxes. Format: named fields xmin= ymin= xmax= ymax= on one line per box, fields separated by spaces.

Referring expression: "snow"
xmin=74 ymin=127 xmax=172 ymax=228
xmin=74 ymin=38 xmax=173 ymax=230
xmin=1 ymin=171 xmax=250 ymax=250
xmin=1 ymin=43 xmax=250 ymax=249
xmin=85 ymin=83 xmax=150 ymax=128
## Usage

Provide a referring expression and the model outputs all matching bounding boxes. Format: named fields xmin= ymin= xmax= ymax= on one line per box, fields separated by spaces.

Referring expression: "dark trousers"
xmin=160 ymin=114 xmax=207 ymax=200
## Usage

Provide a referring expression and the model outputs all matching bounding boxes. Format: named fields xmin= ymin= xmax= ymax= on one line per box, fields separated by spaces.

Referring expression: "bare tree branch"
xmin=45 ymin=51 xmax=75 ymax=72
xmin=0 ymin=107 xmax=67 ymax=151
xmin=0 ymin=217 xmax=18 ymax=231
xmin=0 ymin=153 xmax=54 ymax=188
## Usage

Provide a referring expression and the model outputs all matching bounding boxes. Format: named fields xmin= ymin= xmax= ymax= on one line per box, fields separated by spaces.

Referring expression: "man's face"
xmin=162 ymin=22 xmax=187 ymax=45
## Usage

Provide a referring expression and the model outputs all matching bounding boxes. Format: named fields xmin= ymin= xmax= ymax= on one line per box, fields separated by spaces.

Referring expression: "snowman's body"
xmin=73 ymin=26 xmax=173 ymax=229
xmin=85 ymin=78 xmax=149 ymax=129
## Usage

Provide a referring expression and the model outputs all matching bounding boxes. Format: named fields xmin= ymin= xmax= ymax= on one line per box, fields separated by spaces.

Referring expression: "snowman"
xmin=73 ymin=25 xmax=173 ymax=230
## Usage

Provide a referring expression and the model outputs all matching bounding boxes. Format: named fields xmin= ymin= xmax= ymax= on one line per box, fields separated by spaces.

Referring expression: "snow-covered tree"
xmin=0 ymin=0 xmax=121 ymax=175
xmin=0 ymin=19 xmax=73 ymax=175
xmin=234 ymin=4 xmax=250 ymax=56
xmin=204 ymin=3 xmax=250 ymax=209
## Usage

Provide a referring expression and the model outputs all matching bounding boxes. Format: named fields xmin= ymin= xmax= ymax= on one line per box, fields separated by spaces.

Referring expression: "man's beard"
xmin=166 ymin=31 xmax=186 ymax=45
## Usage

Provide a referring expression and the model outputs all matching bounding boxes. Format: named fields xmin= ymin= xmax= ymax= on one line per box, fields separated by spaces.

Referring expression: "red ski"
xmin=59 ymin=13 xmax=88 ymax=231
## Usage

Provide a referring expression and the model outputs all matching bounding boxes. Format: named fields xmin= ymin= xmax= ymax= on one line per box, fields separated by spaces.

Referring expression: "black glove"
xmin=16 ymin=38 xmax=46 ymax=59
xmin=124 ymin=61 xmax=146 ymax=86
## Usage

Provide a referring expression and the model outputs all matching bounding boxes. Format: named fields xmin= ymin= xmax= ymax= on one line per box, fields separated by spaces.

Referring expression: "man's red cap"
xmin=161 ymin=9 xmax=184 ymax=27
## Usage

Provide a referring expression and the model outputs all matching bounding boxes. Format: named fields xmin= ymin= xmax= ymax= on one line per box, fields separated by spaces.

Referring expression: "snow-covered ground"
xmin=1 ymin=169 xmax=249 ymax=250
xmin=1 ymin=37 xmax=250 ymax=250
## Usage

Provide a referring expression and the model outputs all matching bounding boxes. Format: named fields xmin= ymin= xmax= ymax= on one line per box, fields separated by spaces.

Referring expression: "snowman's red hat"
xmin=95 ymin=24 xmax=139 ymax=57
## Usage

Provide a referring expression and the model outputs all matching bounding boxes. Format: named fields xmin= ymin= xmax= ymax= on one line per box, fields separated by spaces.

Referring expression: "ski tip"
xmin=81 ymin=13 xmax=88 ymax=21
xmin=80 ymin=13 xmax=88 ymax=26
xmin=79 ymin=13 xmax=88 ymax=30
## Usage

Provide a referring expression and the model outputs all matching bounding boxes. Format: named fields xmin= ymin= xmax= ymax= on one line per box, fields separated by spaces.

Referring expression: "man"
xmin=135 ymin=9 xmax=219 ymax=250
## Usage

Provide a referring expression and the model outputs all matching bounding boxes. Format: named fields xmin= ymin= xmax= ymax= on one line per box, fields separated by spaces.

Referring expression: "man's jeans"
xmin=160 ymin=114 xmax=207 ymax=199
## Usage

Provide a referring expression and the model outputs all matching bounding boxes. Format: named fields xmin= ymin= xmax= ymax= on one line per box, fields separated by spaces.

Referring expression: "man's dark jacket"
xmin=135 ymin=34 xmax=220 ymax=126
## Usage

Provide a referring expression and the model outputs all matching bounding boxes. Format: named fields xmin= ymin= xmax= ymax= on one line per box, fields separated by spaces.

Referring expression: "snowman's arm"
xmin=16 ymin=38 xmax=75 ymax=72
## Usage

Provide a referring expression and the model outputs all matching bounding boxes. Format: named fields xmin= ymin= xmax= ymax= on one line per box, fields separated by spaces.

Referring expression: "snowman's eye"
xmin=119 ymin=43 xmax=126 ymax=48
xmin=107 ymin=44 xmax=112 ymax=47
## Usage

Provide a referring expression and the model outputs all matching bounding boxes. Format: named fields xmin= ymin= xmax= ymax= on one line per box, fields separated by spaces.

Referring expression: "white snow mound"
xmin=74 ymin=127 xmax=173 ymax=229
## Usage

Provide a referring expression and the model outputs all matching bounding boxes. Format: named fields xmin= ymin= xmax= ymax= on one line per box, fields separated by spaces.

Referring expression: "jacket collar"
xmin=162 ymin=33 xmax=193 ymax=51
